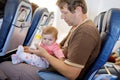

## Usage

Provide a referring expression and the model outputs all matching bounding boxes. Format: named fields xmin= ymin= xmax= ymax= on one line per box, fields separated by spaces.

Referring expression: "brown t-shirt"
xmin=60 ymin=20 xmax=101 ymax=79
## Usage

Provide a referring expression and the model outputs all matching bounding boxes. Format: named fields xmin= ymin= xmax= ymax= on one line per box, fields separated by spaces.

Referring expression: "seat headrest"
xmin=94 ymin=11 xmax=106 ymax=33
xmin=101 ymin=8 xmax=120 ymax=46
xmin=46 ymin=12 xmax=54 ymax=26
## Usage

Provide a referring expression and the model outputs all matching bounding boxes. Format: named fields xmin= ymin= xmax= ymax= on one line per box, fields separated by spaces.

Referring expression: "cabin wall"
xmin=87 ymin=0 xmax=120 ymax=20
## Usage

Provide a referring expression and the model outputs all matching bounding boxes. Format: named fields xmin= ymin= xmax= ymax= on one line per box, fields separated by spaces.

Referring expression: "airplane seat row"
xmin=84 ymin=8 xmax=120 ymax=80
xmin=0 ymin=0 xmax=32 ymax=56
xmin=0 ymin=0 xmax=54 ymax=80
xmin=0 ymin=0 xmax=55 ymax=58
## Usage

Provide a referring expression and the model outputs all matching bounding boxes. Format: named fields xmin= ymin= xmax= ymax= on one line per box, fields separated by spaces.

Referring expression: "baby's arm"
xmin=59 ymin=57 xmax=65 ymax=61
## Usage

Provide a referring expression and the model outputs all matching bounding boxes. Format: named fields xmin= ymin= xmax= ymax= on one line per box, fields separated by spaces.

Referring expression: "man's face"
xmin=60 ymin=4 xmax=78 ymax=27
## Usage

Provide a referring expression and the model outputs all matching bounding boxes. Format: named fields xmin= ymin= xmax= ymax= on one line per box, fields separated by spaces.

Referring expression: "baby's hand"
xmin=28 ymin=44 xmax=48 ymax=57
xmin=24 ymin=46 xmax=33 ymax=54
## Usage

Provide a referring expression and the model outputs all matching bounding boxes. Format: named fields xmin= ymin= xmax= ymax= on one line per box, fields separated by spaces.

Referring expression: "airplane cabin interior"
xmin=0 ymin=0 xmax=120 ymax=80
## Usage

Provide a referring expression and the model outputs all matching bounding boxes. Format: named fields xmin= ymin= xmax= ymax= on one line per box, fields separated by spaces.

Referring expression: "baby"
xmin=11 ymin=26 xmax=65 ymax=68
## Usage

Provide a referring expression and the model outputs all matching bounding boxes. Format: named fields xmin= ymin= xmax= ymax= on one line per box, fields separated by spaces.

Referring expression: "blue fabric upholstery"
xmin=23 ymin=7 xmax=49 ymax=46
xmin=0 ymin=0 xmax=32 ymax=56
xmin=84 ymin=8 xmax=120 ymax=80
xmin=94 ymin=11 xmax=106 ymax=33
xmin=0 ymin=0 xmax=19 ymax=52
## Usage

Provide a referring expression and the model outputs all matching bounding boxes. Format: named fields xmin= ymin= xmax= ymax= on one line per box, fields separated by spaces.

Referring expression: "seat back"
xmin=45 ymin=12 xmax=54 ymax=26
xmin=84 ymin=8 xmax=120 ymax=80
xmin=0 ymin=0 xmax=32 ymax=56
xmin=94 ymin=11 xmax=106 ymax=33
xmin=23 ymin=7 xmax=49 ymax=46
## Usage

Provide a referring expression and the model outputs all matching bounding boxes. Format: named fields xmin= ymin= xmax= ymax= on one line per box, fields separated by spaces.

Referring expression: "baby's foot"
xmin=16 ymin=45 xmax=24 ymax=55
xmin=11 ymin=54 xmax=23 ymax=64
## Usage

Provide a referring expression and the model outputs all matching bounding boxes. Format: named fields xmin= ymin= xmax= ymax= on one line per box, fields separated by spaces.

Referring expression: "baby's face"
xmin=41 ymin=34 xmax=56 ymax=46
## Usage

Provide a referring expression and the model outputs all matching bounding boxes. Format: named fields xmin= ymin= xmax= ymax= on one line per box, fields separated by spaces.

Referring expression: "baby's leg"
xmin=31 ymin=55 xmax=49 ymax=68
xmin=19 ymin=52 xmax=34 ymax=64
xmin=16 ymin=45 xmax=34 ymax=64
xmin=20 ymin=53 xmax=49 ymax=68
xmin=11 ymin=45 xmax=24 ymax=64
xmin=11 ymin=54 xmax=23 ymax=64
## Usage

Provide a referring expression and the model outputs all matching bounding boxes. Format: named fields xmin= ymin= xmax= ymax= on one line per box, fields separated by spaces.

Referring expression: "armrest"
xmin=112 ymin=64 xmax=120 ymax=75
xmin=0 ymin=49 xmax=17 ymax=63
xmin=104 ymin=65 xmax=111 ymax=75
xmin=104 ymin=63 xmax=120 ymax=79
xmin=104 ymin=62 xmax=120 ymax=74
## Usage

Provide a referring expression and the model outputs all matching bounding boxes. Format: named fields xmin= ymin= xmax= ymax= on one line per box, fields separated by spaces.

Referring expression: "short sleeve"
xmin=52 ymin=43 xmax=65 ymax=59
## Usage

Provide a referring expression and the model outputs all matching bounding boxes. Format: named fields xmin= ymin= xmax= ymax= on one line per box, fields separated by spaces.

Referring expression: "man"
xmin=29 ymin=0 xmax=101 ymax=80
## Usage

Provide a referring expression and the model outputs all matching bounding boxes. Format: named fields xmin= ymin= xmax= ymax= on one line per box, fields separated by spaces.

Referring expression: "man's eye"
xmin=49 ymin=39 xmax=52 ymax=41
xmin=43 ymin=38 xmax=46 ymax=40
xmin=62 ymin=11 xmax=67 ymax=15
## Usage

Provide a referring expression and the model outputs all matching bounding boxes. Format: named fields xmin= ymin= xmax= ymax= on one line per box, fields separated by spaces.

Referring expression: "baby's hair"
xmin=42 ymin=26 xmax=58 ymax=40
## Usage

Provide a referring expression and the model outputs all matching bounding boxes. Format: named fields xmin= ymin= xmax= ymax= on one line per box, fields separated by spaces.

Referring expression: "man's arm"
xmin=29 ymin=45 xmax=81 ymax=80
xmin=41 ymin=51 xmax=81 ymax=80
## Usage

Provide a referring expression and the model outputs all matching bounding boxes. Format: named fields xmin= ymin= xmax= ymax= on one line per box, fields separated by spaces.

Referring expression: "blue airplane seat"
xmin=23 ymin=7 xmax=49 ymax=46
xmin=84 ymin=8 xmax=120 ymax=80
xmin=0 ymin=0 xmax=7 ymax=18
xmin=94 ymin=11 xmax=106 ymax=33
xmin=45 ymin=12 xmax=54 ymax=26
xmin=0 ymin=0 xmax=32 ymax=56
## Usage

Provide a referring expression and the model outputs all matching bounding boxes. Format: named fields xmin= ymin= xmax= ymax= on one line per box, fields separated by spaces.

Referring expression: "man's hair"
xmin=31 ymin=3 xmax=39 ymax=14
xmin=56 ymin=0 xmax=87 ymax=14
xmin=42 ymin=26 xmax=58 ymax=40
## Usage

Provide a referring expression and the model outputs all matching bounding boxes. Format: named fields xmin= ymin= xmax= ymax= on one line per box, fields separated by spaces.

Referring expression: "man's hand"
xmin=28 ymin=44 xmax=48 ymax=57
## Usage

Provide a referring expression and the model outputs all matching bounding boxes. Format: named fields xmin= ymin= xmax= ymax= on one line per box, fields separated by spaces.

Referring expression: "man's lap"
xmin=0 ymin=61 xmax=42 ymax=80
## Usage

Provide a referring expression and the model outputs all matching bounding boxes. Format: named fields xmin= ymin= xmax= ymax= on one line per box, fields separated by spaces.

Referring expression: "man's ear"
xmin=75 ymin=6 xmax=82 ymax=13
